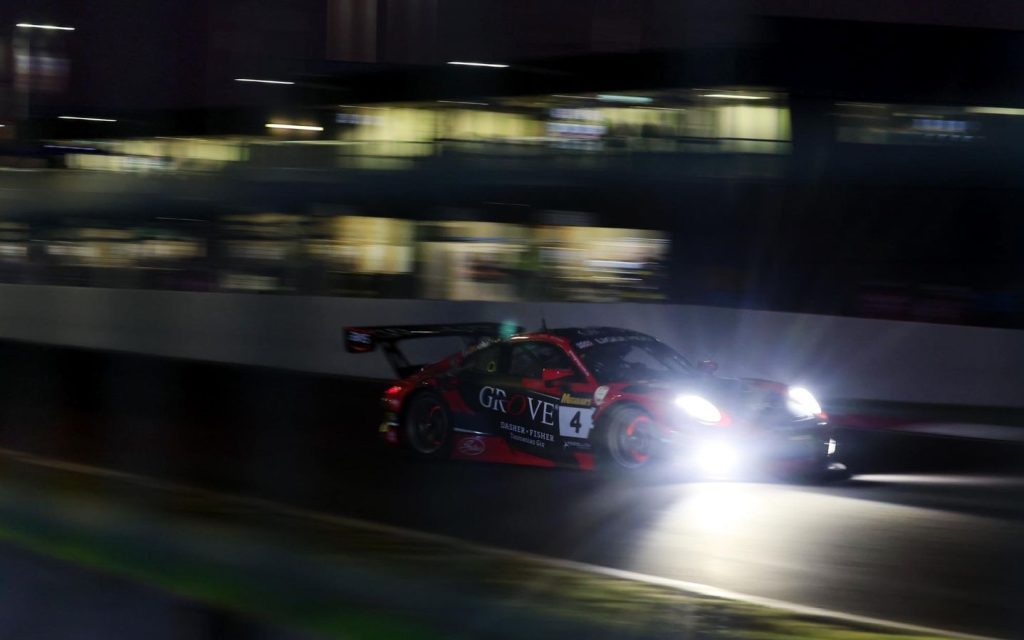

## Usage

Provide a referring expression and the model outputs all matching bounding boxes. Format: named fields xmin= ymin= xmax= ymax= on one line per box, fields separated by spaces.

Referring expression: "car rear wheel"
xmin=404 ymin=392 xmax=453 ymax=459
xmin=594 ymin=405 xmax=658 ymax=472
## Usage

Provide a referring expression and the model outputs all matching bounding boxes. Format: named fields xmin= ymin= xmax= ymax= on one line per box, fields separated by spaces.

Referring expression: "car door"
xmin=499 ymin=340 xmax=594 ymax=459
xmin=448 ymin=343 xmax=504 ymax=435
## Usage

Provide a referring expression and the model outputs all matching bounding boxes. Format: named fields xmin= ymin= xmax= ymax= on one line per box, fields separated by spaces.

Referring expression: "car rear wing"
xmin=344 ymin=322 xmax=522 ymax=378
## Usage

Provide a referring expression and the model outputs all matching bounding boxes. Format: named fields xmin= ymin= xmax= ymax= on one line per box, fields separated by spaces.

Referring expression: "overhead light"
xmin=17 ymin=23 xmax=74 ymax=31
xmin=597 ymin=94 xmax=653 ymax=104
xmin=447 ymin=61 xmax=508 ymax=68
xmin=234 ymin=78 xmax=294 ymax=85
xmin=437 ymin=100 xmax=488 ymax=106
xmin=59 ymin=116 xmax=116 ymax=122
xmin=265 ymin=123 xmax=323 ymax=131
xmin=966 ymin=106 xmax=1024 ymax=116
xmin=701 ymin=93 xmax=769 ymax=100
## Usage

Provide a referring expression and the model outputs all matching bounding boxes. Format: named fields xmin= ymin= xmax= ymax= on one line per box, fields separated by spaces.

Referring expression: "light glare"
xmin=788 ymin=387 xmax=822 ymax=416
xmin=675 ymin=395 xmax=722 ymax=423
xmin=694 ymin=441 xmax=739 ymax=476
xmin=265 ymin=123 xmax=324 ymax=132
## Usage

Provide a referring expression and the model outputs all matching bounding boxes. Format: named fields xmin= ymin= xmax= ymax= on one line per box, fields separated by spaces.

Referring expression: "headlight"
xmin=675 ymin=394 xmax=722 ymax=423
xmin=787 ymin=387 xmax=822 ymax=416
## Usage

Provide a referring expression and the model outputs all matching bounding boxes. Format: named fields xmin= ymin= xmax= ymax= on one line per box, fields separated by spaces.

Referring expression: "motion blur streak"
xmin=854 ymin=474 xmax=1024 ymax=488
xmin=15 ymin=23 xmax=74 ymax=30
xmin=446 ymin=61 xmax=508 ymax=68
xmin=264 ymin=123 xmax=324 ymax=131
xmin=233 ymin=78 xmax=294 ymax=85
xmin=57 ymin=116 xmax=116 ymax=122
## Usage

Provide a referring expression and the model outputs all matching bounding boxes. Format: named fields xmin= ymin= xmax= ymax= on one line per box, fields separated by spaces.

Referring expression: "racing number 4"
xmin=558 ymin=405 xmax=594 ymax=439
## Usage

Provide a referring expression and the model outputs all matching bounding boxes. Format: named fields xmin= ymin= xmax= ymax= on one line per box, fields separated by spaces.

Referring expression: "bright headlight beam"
xmin=788 ymin=387 xmax=822 ymax=416
xmin=675 ymin=395 xmax=722 ymax=423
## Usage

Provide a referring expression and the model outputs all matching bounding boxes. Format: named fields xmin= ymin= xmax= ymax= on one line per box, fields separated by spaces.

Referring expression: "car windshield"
xmin=578 ymin=339 xmax=694 ymax=383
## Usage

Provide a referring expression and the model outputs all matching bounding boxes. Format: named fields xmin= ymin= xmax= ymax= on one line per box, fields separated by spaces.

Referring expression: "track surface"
xmin=0 ymin=342 xmax=1021 ymax=638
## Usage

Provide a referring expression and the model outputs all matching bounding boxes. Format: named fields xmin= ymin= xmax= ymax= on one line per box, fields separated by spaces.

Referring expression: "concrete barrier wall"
xmin=0 ymin=284 xmax=1021 ymax=407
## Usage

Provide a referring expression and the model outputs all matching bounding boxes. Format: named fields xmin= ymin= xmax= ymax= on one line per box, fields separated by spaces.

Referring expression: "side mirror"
xmin=542 ymin=368 xmax=575 ymax=384
xmin=697 ymin=360 xmax=718 ymax=374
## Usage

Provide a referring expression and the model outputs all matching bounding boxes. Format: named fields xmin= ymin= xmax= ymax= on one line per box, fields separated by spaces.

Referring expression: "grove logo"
xmin=478 ymin=386 xmax=556 ymax=427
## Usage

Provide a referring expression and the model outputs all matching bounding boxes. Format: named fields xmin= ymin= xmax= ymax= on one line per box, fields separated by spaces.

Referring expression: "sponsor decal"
xmin=479 ymin=386 xmax=557 ymax=427
xmin=563 ymin=439 xmax=592 ymax=450
xmin=499 ymin=421 xmax=555 ymax=448
xmin=560 ymin=393 xmax=592 ymax=407
xmin=458 ymin=436 xmax=486 ymax=456
xmin=575 ymin=340 xmax=594 ymax=349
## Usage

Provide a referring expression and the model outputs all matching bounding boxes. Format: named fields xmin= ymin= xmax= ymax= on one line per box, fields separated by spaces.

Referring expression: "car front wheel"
xmin=594 ymin=405 xmax=658 ymax=472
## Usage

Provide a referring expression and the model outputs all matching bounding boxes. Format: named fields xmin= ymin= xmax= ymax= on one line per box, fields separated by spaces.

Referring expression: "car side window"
xmin=506 ymin=341 xmax=575 ymax=379
xmin=462 ymin=344 xmax=500 ymax=374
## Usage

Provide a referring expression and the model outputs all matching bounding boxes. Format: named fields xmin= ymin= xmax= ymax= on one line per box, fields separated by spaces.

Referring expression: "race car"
xmin=345 ymin=323 xmax=841 ymax=479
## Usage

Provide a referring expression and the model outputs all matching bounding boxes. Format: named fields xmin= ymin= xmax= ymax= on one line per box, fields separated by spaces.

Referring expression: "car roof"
xmin=538 ymin=327 xmax=656 ymax=341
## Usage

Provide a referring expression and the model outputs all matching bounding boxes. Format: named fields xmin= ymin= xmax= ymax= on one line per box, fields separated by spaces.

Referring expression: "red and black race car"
xmin=346 ymin=323 xmax=841 ymax=479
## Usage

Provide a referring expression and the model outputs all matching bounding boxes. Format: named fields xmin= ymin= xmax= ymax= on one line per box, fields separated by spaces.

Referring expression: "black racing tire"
xmin=402 ymin=392 xmax=454 ymax=460
xmin=592 ymin=404 xmax=660 ymax=475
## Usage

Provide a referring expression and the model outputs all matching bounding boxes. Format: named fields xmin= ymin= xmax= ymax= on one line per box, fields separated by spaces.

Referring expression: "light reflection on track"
xmin=613 ymin=477 xmax=1024 ymax=639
